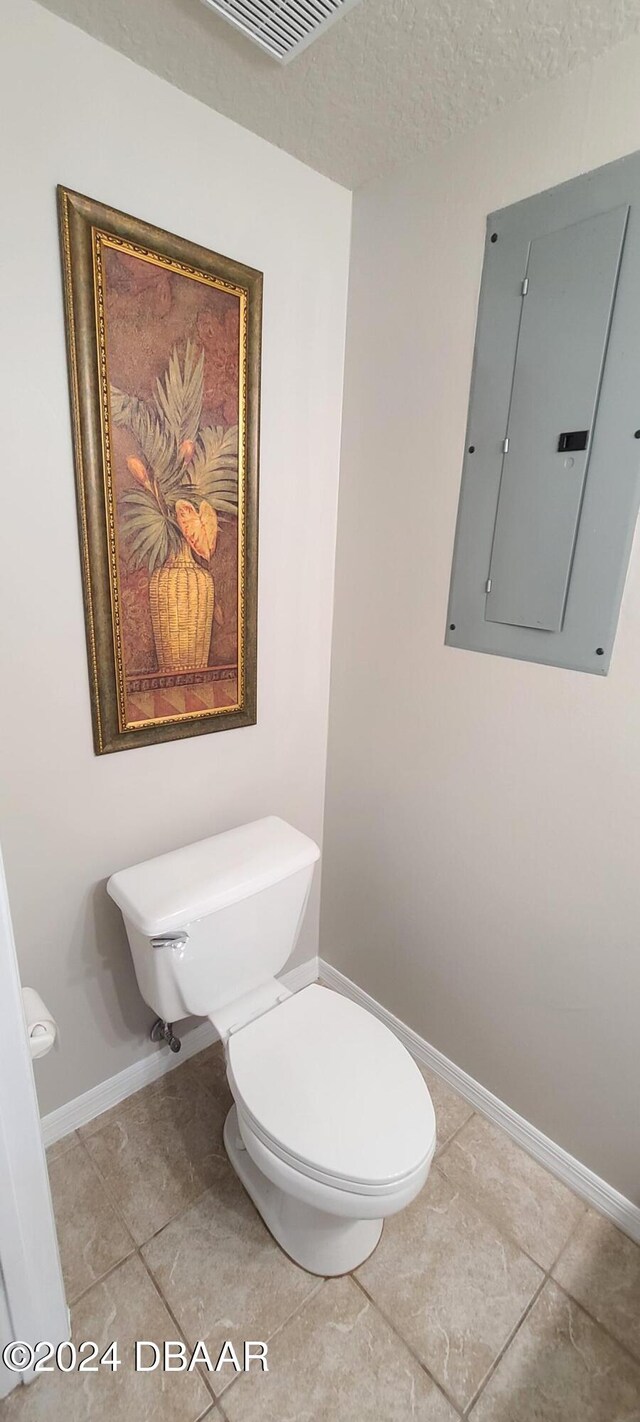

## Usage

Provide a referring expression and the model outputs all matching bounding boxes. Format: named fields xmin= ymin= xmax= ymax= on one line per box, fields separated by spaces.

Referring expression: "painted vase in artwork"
xmin=111 ymin=341 xmax=238 ymax=674
xmin=148 ymin=549 xmax=214 ymax=672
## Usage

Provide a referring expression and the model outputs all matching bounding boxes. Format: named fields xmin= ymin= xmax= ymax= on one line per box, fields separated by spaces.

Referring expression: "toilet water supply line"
xmin=148 ymin=933 xmax=190 ymax=1052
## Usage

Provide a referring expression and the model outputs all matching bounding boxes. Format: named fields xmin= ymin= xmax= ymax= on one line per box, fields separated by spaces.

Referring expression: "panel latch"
xmin=557 ymin=430 xmax=589 ymax=452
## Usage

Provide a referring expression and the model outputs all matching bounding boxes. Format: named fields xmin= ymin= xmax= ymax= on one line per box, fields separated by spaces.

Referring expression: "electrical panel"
xmin=446 ymin=151 xmax=640 ymax=674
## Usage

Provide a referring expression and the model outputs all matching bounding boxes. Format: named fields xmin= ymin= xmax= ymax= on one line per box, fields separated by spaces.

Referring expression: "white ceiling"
xmin=38 ymin=0 xmax=640 ymax=188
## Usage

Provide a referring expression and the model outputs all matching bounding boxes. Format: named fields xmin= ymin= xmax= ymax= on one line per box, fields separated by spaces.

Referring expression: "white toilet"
xmin=107 ymin=817 xmax=436 ymax=1275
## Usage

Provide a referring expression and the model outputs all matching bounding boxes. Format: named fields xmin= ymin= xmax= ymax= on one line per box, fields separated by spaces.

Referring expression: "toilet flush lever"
xmin=150 ymin=932 xmax=189 ymax=959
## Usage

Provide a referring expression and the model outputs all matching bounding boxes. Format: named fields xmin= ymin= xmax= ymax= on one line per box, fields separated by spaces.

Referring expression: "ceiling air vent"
xmin=200 ymin=0 xmax=363 ymax=63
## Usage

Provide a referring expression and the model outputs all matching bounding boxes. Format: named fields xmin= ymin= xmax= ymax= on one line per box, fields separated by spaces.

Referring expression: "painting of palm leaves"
xmin=113 ymin=340 xmax=238 ymax=572
xmin=111 ymin=339 xmax=239 ymax=678
xmin=58 ymin=186 xmax=261 ymax=753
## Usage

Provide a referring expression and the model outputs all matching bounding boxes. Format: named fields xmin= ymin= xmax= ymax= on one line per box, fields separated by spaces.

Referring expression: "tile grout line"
xmin=68 ymin=1124 xmax=225 ymax=1389
xmin=74 ymin=1131 xmax=140 ymax=1250
xmin=434 ymin=1109 xmax=478 ymax=1162
xmin=48 ymin=1037 xmax=640 ymax=1408
xmin=348 ymin=1137 xmax=623 ymax=1419
xmin=462 ymin=1272 xmax=548 ymax=1417
xmin=50 ymin=1136 xmax=137 ymax=1308
xmin=424 ymin=1069 xmax=599 ymax=1284
xmin=212 ymin=1276 xmax=328 ymax=1407
xmin=544 ymin=1276 xmax=640 ymax=1375
xmin=63 ymin=1053 xmax=287 ymax=1294
xmin=351 ymin=1272 xmax=465 ymax=1417
xmin=138 ymin=1249 xmax=220 ymax=1406
xmin=76 ymin=1097 xmax=230 ymax=1253
xmin=140 ymin=1215 xmax=326 ymax=1407
xmin=427 ymin=1120 xmax=640 ymax=1374
xmin=67 ymin=1250 xmax=140 ymax=1311
xmin=432 ymin=1137 xmax=640 ymax=1411
xmin=128 ymin=1176 xmax=223 ymax=1252
xmin=64 ymin=1057 xmax=331 ymax=1403
xmin=463 ymin=1253 xmax=640 ymax=1413
xmin=428 ymin=1159 xmax=546 ymax=1271
xmin=66 ymin=1168 xmax=640 ymax=1408
xmin=72 ymin=1038 xmax=332 ymax=1406
xmin=429 ymin=1153 xmax=585 ymax=1278
xmin=545 ymin=1199 xmax=589 ymax=1274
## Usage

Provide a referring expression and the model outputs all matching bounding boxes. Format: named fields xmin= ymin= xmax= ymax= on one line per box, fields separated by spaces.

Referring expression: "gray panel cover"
xmin=486 ymin=207 xmax=627 ymax=632
xmin=445 ymin=150 xmax=640 ymax=674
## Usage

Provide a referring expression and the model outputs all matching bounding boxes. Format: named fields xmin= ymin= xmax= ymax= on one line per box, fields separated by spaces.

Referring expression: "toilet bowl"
xmin=221 ymin=983 xmax=436 ymax=1274
xmin=107 ymin=816 xmax=436 ymax=1275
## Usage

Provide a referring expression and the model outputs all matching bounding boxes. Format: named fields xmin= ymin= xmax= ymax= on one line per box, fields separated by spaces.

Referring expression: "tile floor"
xmin=2 ymin=1042 xmax=640 ymax=1421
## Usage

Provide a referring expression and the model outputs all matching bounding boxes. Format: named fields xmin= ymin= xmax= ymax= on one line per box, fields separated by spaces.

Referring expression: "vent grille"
xmin=201 ymin=0 xmax=363 ymax=63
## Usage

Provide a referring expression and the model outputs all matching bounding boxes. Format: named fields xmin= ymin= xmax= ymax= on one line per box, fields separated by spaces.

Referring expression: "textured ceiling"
xmin=37 ymin=0 xmax=640 ymax=188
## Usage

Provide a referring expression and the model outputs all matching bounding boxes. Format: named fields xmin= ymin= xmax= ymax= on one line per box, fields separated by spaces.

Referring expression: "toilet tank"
xmin=107 ymin=817 xmax=320 ymax=1024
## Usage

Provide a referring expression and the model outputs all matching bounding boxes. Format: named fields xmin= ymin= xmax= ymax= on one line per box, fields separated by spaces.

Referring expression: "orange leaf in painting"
xmin=127 ymin=455 xmax=152 ymax=490
xmin=175 ymin=499 xmax=218 ymax=560
xmin=179 ymin=439 xmax=195 ymax=464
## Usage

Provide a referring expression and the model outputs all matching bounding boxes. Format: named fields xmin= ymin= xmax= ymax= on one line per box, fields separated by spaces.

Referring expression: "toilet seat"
xmin=226 ymin=985 xmax=436 ymax=1195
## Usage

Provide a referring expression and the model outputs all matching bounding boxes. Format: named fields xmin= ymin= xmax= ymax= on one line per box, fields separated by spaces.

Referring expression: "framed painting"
xmin=58 ymin=186 xmax=261 ymax=754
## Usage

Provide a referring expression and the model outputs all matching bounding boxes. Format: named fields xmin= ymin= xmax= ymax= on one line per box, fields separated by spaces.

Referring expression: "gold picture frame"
xmin=58 ymin=186 xmax=261 ymax=754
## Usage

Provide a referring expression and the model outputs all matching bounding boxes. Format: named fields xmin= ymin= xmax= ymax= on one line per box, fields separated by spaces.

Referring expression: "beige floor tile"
xmin=81 ymin=1069 xmax=228 ymax=1244
xmin=552 ymin=1209 xmax=640 ymax=1363
xmin=437 ymin=1115 xmax=585 ymax=1269
xmin=222 ymin=1276 xmax=459 ymax=1422
xmin=357 ymin=1166 xmax=542 ymax=1411
xmin=418 ymin=1065 xmax=474 ymax=1151
xmin=78 ymin=1068 xmax=182 ymax=1140
xmin=469 ymin=1279 xmax=640 ymax=1421
xmin=186 ymin=1042 xmax=233 ymax=1114
xmin=48 ymin=1143 xmax=134 ymax=1303
xmin=46 ymin=1132 xmax=79 ymax=1164
xmin=142 ymin=1158 xmax=319 ymax=1398
xmin=0 ymin=1255 xmax=211 ymax=1422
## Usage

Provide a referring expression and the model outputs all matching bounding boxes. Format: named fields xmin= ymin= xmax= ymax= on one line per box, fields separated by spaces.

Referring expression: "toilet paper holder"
xmin=22 ymin=987 xmax=58 ymax=1060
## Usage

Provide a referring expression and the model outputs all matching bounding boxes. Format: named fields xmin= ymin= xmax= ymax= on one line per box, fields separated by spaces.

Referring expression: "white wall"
xmin=0 ymin=0 xmax=351 ymax=1115
xmin=322 ymin=34 xmax=640 ymax=1204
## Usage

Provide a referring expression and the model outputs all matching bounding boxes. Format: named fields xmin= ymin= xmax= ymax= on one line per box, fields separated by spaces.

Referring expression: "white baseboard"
xmin=42 ymin=951 xmax=640 ymax=1247
xmin=319 ymin=958 xmax=640 ymax=1246
xmin=40 ymin=957 xmax=318 ymax=1147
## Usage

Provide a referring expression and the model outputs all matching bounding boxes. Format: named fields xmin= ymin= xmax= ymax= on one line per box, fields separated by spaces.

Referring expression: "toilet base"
xmin=223 ymin=1105 xmax=383 ymax=1276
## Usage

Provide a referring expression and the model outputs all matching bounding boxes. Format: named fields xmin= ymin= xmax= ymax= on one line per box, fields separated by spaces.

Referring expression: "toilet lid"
xmin=227 ymin=985 xmax=436 ymax=1189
